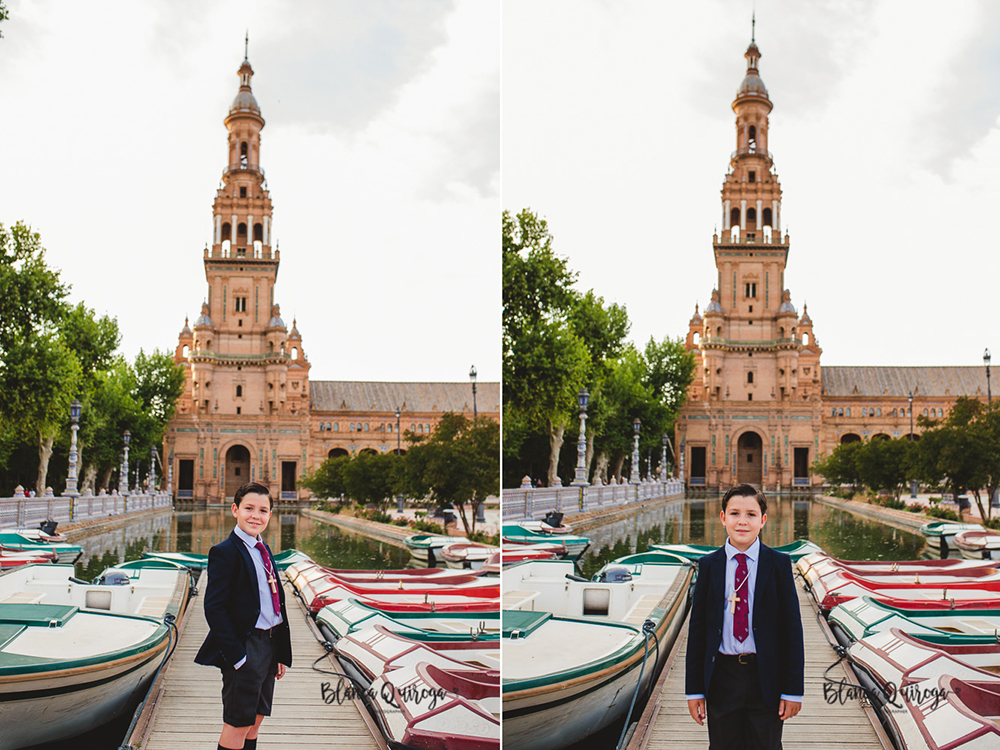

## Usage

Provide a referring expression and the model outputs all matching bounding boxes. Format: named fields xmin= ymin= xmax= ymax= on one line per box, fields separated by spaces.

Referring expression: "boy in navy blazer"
xmin=195 ymin=482 xmax=293 ymax=750
xmin=685 ymin=484 xmax=804 ymax=750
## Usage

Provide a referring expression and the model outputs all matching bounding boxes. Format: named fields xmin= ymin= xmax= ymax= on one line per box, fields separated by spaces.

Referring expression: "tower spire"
xmin=751 ymin=11 xmax=755 ymax=44
xmin=244 ymin=30 xmax=249 ymax=61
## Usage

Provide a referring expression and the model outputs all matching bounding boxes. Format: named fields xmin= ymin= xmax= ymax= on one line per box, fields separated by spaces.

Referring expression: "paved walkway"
xmin=628 ymin=578 xmax=891 ymax=750
xmin=131 ymin=572 xmax=383 ymax=750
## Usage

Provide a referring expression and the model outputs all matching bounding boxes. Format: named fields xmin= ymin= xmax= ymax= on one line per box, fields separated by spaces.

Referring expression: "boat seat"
xmin=502 ymin=590 xmax=540 ymax=611
xmin=1 ymin=592 xmax=45 ymax=605
xmin=135 ymin=596 xmax=170 ymax=618
xmin=623 ymin=594 xmax=663 ymax=626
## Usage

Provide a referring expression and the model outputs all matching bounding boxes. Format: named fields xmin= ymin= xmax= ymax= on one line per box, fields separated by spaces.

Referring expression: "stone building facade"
xmin=164 ymin=53 xmax=498 ymax=505
xmin=675 ymin=37 xmax=988 ymax=492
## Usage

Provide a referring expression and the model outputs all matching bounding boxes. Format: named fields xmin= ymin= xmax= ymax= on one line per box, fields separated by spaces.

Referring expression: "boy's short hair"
xmin=721 ymin=483 xmax=767 ymax=514
xmin=233 ymin=482 xmax=272 ymax=510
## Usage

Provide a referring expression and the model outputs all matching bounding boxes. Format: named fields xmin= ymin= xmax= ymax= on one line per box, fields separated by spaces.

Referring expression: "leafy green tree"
xmin=405 ymin=413 xmax=500 ymax=535
xmin=813 ymin=441 xmax=864 ymax=492
xmin=300 ymin=455 xmax=350 ymax=506
xmin=343 ymin=452 xmax=401 ymax=516
xmin=0 ymin=2 xmax=8 ymax=38
xmin=0 ymin=223 xmax=68 ymax=351
xmin=0 ymin=334 xmax=82 ymax=493
xmin=855 ymin=438 xmax=914 ymax=499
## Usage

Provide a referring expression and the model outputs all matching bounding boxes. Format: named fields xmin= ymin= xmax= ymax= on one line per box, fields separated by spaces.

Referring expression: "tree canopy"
xmin=502 ymin=209 xmax=694 ymax=487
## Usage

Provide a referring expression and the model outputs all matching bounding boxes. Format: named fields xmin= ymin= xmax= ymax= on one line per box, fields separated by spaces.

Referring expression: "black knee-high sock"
xmin=243 ymin=739 xmax=257 ymax=750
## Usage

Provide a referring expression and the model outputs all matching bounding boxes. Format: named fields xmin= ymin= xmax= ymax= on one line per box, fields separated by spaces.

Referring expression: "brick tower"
xmin=169 ymin=45 xmax=312 ymax=504
xmin=677 ymin=30 xmax=823 ymax=491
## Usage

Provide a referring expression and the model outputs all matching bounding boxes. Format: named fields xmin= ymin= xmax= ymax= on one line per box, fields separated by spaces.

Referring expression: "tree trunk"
xmin=593 ymin=451 xmax=609 ymax=484
xmin=585 ymin=433 xmax=595 ymax=483
xmin=612 ymin=454 xmax=625 ymax=483
xmin=547 ymin=422 xmax=565 ymax=487
xmin=81 ymin=463 xmax=97 ymax=495
xmin=98 ymin=466 xmax=114 ymax=494
xmin=36 ymin=432 xmax=55 ymax=495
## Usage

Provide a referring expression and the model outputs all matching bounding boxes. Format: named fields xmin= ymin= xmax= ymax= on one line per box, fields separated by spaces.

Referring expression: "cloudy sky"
xmin=504 ymin=0 xmax=1000 ymax=369
xmin=0 ymin=0 xmax=500 ymax=382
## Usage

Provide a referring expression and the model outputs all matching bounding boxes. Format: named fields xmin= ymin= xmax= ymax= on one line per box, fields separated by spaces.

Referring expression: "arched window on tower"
xmin=253 ymin=223 xmax=264 ymax=258
xmin=291 ymin=347 xmax=299 ymax=360
xmin=747 ymin=372 xmax=754 ymax=384
xmin=803 ymin=332 xmax=810 ymax=346
xmin=730 ymin=207 xmax=740 ymax=227
xmin=762 ymin=208 xmax=773 ymax=227
xmin=236 ymin=385 xmax=243 ymax=398
xmin=240 ymin=142 xmax=248 ymax=168
xmin=748 ymin=125 xmax=757 ymax=150
xmin=746 ymin=207 xmax=757 ymax=228
xmin=238 ymin=223 xmax=247 ymax=242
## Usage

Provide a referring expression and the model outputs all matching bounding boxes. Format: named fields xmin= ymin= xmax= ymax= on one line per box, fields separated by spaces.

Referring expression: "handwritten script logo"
xmin=823 ymin=665 xmax=950 ymax=712
xmin=321 ymin=677 xmax=450 ymax=711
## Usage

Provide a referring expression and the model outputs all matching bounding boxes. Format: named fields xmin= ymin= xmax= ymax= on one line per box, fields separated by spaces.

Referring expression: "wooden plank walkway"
xmin=628 ymin=579 xmax=893 ymax=750
xmin=133 ymin=572 xmax=384 ymax=750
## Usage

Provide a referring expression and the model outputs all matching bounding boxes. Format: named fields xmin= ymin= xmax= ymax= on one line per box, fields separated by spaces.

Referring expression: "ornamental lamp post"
xmin=396 ymin=407 xmax=405 ymax=513
xmin=571 ymin=388 xmax=590 ymax=487
xmin=65 ymin=399 xmax=82 ymax=499
xmin=119 ymin=429 xmax=131 ymax=496
xmin=631 ymin=418 xmax=641 ymax=485
xmin=661 ymin=433 xmax=669 ymax=485
xmin=985 ymin=349 xmax=992 ymax=404
xmin=908 ymin=392 xmax=917 ymax=498
xmin=469 ymin=365 xmax=478 ymax=420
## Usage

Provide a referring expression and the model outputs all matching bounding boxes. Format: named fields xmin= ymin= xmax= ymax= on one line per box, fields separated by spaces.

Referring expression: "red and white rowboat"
xmin=297 ymin=576 xmax=500 ymax=614
xmin=808 ymin=569 xmax=1000 ymax=612
xmin=956 ymin=529 xmax=1000 ymax=561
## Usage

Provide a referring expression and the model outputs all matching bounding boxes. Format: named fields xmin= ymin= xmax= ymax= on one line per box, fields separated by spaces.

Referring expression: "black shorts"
xmin=221 ymin=629 xmax=278 ymax=727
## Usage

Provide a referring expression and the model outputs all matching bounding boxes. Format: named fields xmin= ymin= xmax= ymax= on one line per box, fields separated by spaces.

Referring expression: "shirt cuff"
xmin=685 ymin=694 xmax=705 ymax=700
xmin=234 ymin=655 xmax=247 ymax=670
xmin=780 ymin=694 xmax=802 ymax=703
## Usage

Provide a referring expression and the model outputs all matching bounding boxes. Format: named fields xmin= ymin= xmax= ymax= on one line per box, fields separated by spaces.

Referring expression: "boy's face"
xmin=720 ymin=493 xmax=766 ymax=552
xmin=232 ymin=492 xmax=272 ymax=539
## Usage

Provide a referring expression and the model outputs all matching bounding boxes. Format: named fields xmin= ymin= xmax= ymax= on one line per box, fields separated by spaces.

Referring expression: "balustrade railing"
xmin=0 ymin=492 xmax=172 ymax=528
xmin=501 ymin=479 xmax=685 ymax=523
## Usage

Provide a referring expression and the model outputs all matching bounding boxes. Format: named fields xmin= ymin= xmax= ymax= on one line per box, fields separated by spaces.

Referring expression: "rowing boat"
xmin=403 ymin=534 xmax=469 ymax=566
xmin=316 ymin=598 xmax=500 ymax=642
xmin=502 ymin=556 xmax=693 ymax=750
xmin=847 ymin=628 xmax=1000 ymax=749
xmin=0 ymin=604 xmax=171 ymax=750
xmin=501 ymin=526 xmax=590 ymax=561
xmin=919 ymin=521 xmax=985 ymax=555
xmin=141 ymin=548 xmax=308 ymax=571
xmin=956 ymin=529 xmax=1000 ymax=561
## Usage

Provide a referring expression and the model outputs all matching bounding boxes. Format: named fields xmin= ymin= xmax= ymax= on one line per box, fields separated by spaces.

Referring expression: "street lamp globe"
xmin=633 ymin=418 xmax=641 ymax=434
xmin=123 ymin=429 xmax=131 ymax=446
xmin=578 ymin=388 xmax=589 ymax=411
xmin=70 ymin=399 xmax=82 ymax=422
xmin=985 ymin=349 xmax=991 ymax=368
xmin=469 ymin=365 xmax=477 ymax=383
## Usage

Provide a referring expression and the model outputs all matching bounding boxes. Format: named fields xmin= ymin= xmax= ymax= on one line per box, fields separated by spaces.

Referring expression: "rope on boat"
xmin=117 ymin=612 xmax=180 ymax=750
xmin=615 ymin=619 xmax=656 ymax=750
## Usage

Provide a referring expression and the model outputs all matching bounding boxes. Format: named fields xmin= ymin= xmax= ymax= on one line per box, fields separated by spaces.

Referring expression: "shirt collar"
xmin=725 ymin=537 xmax=760 ymax=562
xmin=233 ymin=525 xmax=260 ymax=548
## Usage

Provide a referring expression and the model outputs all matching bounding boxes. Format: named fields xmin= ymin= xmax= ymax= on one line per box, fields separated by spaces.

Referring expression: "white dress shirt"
xmin=232 ymin=525 xmax=284 ymax=669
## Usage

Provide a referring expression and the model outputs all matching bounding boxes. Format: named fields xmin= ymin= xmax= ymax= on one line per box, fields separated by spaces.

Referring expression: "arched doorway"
xmin=328 ymin=448 xmax=349 ymax=460
xmin=736 ymin=432 xmax=763 ymax=486
xmin=871 ymin=433 xmax=891 ymax=441
xmin=224 ymin=444 xmax=251 ymax=500
xmin=840 ymin=433 xmax=861 ymax=444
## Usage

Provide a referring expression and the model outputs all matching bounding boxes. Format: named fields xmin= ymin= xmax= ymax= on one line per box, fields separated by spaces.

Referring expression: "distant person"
xmin=195 ymin=482 xmax=292 ymax=750
xmin=685 ymin=483 xmax=804 ymax=749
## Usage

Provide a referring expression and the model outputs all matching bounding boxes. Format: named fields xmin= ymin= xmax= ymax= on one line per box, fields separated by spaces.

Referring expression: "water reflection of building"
xmin=676 ymin=35 xmax=987 ymax=492
xmin=165 ymin=52 xmax=498 ymax=505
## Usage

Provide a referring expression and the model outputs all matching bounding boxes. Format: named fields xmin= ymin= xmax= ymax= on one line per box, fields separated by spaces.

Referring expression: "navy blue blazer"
xmin=685 ymin=542 xmax=804 ymax=707
xmin=194 ymin=531 xmax=293 ymax=669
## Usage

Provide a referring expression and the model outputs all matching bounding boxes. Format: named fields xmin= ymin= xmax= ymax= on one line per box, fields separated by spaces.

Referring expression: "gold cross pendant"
xmin=728 ymin=591 xmax=740 ymax=614
xmin=267 ymin=573 xmax=278 ymax=594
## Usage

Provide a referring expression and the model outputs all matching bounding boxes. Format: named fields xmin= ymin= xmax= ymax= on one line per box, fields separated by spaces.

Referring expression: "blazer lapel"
xmin=711 ymin=548 xmax=727 ymax=612
xmin=754 ymin=544 xmax=774 ymax=603
xmin=230 ymin=530 xmax=260 ymax=591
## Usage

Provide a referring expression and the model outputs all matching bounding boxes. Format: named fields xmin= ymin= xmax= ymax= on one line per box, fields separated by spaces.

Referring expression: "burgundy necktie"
xmin=255 ymin=541 xmax=281 ymax=616
xmin=734 ymin=553 xmax=749 ymax=642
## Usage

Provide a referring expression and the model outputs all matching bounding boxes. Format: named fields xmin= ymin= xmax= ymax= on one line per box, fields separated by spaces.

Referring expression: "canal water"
xmin=568 ymin=496 xmax=927 ymax=750
xmin=30 ymin=508 xmax=411 ymax=750
xmin=577 ymin=495 xmax=925 ymax=578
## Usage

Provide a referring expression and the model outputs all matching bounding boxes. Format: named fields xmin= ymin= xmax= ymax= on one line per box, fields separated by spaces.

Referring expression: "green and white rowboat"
xmin=0 ymin=532 xmax=83 ymax=562
xmin=501 ymin=556 xmax=694 ymax=750
xmin=0 ymin=603 xmax=170 ymax=750
xmin=501 ymin=526 xmax=590 ymax=561
xmin=919 ymin=521 xmax=985 ymax=553
xmin=402 ymin=534 xmax=469 ymax=566
xmin=829 ymin=595 xmax=1000 ymax=658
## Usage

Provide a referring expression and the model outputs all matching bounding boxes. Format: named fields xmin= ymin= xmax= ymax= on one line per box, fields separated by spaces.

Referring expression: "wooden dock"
xmin=127 ymin=572 xmax=385 ymax=750
xmin=627 ymin=579 xmax=893 ymax=750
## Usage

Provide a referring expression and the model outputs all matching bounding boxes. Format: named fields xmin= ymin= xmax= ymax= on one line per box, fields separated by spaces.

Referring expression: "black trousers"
xmin=707 ymin=654 xmax=783 ymax=750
